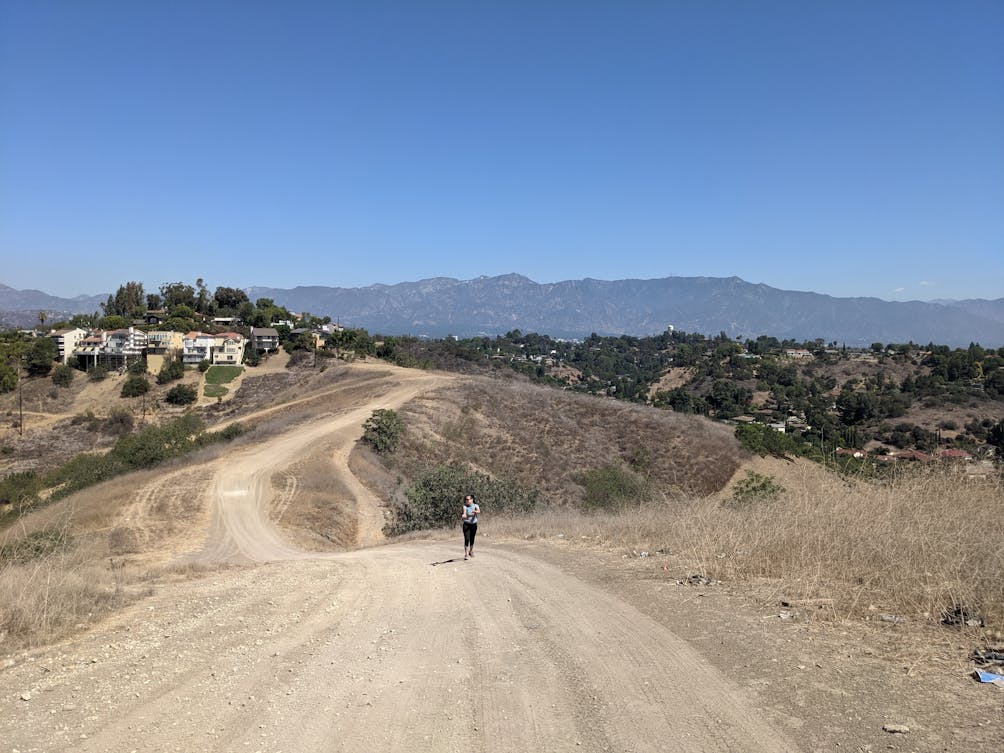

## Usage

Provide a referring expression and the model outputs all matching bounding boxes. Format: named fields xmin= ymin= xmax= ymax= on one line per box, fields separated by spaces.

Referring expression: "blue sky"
xmin=2 ymin=1 xmax=1002 ymax=301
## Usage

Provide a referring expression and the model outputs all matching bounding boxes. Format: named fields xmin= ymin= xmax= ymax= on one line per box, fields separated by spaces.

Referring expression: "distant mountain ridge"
xmin=2 ymin=276 xmax=1001 ymax=347
xmin=246 ymin=274 xmax=1003 ymax=347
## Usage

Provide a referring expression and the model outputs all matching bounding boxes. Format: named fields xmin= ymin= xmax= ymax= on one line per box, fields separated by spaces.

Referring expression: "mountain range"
xmin=2 ymin=276 xmax=1002 ymax=347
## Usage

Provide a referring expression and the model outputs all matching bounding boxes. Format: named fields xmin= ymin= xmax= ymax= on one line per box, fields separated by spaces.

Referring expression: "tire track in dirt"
xmin=186 ymin=366 xmax=449 ymax=564
xmin=1 ymin=542 xmax=800 ymax=753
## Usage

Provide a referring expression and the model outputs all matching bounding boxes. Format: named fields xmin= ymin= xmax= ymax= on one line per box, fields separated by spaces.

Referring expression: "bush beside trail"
xmin=386 ymin=463 xmax=538 ymax=535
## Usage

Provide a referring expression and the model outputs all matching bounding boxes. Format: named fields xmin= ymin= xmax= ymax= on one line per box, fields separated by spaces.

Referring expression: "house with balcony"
xmin=91 ymin=327 xmax=149 ymax=370
xmin=250 ymin=327 xmax=280 ymax=353
xmin=72 ymin=331 xmax=109 ymax=370
xmin=49 ymin=328 xmax=87 ymax=364
xmin=182 ymin=331 xmax=217 ymax=365
xmin=146 ymin=330 xmax=184 ymax=372
xmin=213 ymin=332 xmax=246 ymax=365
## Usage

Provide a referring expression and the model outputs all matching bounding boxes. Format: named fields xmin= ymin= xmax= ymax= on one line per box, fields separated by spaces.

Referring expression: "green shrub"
xmin=725 ymin=470 xmax=785 ymax=508
xmin=103 ymin=408 xmax=134 ymax=436
xmin=0 ymin=528 xmax=70 ymax=564
xmin=22 ymin=416 xmax=246 ymax=509
xmin=198 ymin=359 xmax=211 ymax=373
xmin=165 ymin=384 xmax=198 ymax=405
xmin=156 ymin=357 xmax=185 ymax=385
xmin=120 ymin=374 xmax=150 ymax=397
xmin=387 ymin=464 xmax=538 ymax=535
xmin=735 ymin=422 xmax=802 ymax=458
xmin=0 ymin=471 xmax=42 ymax=511
xmin=87 ymin=365 xmax=108 ymax=381
xmin=362 ymin=409 xmax=404 ymax=454
xmin=0 ymin=363 xmax=17 ymax=394
xmin=575 ymin=464 xmax=650 ymax=511
xmin=51 ymin=364 xmax=74 ymax=387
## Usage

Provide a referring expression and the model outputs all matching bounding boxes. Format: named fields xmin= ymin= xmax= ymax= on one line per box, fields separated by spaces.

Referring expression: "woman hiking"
xmin=461 ymin=495 xmax=480 ymax=560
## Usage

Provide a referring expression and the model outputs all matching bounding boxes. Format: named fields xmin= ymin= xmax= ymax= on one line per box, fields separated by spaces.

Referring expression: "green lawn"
xmin=204 ymin=365 xmax=243 ymax=385
xmin=204 ymin=384 xmax=229 ymax=398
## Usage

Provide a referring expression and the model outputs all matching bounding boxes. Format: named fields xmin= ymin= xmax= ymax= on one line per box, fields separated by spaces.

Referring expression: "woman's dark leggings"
xmin=463 ymin=521 xmax=477 ymax=549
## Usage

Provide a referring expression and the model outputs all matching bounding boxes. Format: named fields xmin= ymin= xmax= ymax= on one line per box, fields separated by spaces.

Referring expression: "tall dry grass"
xmin=0 ymin=458 xmax=220 ymax=652
xmin=0 ymin=518 xmax=148 ymax=651
xmin=490 ymin=464 xmax=1004 ymax=627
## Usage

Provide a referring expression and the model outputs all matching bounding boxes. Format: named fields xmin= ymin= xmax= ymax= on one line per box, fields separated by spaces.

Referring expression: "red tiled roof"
xmin=940 ymin=449 xmax=972 ymax=459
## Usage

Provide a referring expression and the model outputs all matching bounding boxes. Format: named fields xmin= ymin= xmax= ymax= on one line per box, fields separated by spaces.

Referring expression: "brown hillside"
xmin=386 ymin=374 xmax=744 ymax=504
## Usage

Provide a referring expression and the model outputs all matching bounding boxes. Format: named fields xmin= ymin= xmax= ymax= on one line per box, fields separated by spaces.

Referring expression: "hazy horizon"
xmin=2 ymin=3 xmax=1002 ymax=301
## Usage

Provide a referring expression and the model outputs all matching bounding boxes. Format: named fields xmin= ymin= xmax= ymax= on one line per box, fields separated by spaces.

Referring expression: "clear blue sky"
xmin=2 ymin=1 xmax=1002 ymax=301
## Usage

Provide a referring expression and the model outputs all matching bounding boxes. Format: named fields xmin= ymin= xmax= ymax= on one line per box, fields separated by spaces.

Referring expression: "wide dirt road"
xmin=2 ymin=542 xmax=797 ymax=753
xmin=1 ymin=363 xmax=798 ymax=752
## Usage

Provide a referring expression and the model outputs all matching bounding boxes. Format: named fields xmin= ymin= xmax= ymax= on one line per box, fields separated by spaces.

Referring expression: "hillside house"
xmin=72 ymin=331 xmax=109 ymax=369
xmin=105 ymin=327 xmax=148 ymax=364
xmin=250 ymin=327 xmax=280 ymax=353
xmin=784 ymin=349 xmax=814 ymax=360
xmin=182 ymin=331 xmax=216 ymax=365
xmin=49 ymin=327 xmax=87 ymax=364
xmin=212 ymin=332 xmax=246 ymax=365
xmin=146 ymin=331 xmax=183 ymax=372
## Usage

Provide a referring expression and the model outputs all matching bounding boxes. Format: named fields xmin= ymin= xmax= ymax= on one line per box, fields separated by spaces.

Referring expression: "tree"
xmin=156 ymin=356 xmax=185 ymax=384
xmin=159 ymin=282 xmax=196 ymax=310
xmin=102 ymin=281 xmax=145 ymax=318
xmin=120 ymin=374 xmax=150 ymax=397
xmin=52 ymin=364 xmax=74 ymax=387
xmin=146 ymin=292 xmax=163 ymax=310
xmin=98 ymin=315 xmax=127 ymax=330
xmin=362 ymin=409 xmax=404 ymax=453
xmin=25 ymin=337 xmax=58 ymax=377
xmin=164 ymin=384 xmax=198 ymax=405
xmin=195 ymin=278 xmax=211 ymax=314
xmin=988 ymin=420 xmax=1004 ymax=454
xmin=169 ymin=304 xmax=197 ymax=321
xmin=214 ymin=286 xmax=249 ymax=311
xmin=0 ymin=362 xmax=16 ymax=394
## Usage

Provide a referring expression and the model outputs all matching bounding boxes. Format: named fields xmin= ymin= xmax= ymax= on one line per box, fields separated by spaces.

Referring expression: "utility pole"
xmin=18 ymin=366 xmax=23 ymax=437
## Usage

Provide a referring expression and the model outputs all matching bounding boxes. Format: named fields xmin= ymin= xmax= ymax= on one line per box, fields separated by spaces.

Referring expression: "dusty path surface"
xmin=0 ymin=542 xmax=798 ymax=753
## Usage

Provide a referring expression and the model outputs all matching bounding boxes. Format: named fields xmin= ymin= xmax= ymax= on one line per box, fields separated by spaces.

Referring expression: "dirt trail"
xmin=188 ymin=365 xmax=447 ymax=562
xmin=0 ymin=543 xmax=798 ymax=753
xmin=0 ymin=362 xmax=802 ymax=752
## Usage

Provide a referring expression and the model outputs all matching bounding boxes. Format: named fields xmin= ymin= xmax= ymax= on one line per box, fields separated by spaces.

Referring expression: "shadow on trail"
xmin=430 ymin=557 xmax=466 ymax=566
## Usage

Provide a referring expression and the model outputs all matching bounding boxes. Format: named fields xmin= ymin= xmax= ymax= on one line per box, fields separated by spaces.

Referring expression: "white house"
xmin=182 ymin=331 xmax=217 ymax=365
xmin=105 ymin=327 xmax=148 ymax=359
xmin=49 ymin=328 xmax=87 ymax=364
xmin=72 ymin=330 xmax=109 ymax=369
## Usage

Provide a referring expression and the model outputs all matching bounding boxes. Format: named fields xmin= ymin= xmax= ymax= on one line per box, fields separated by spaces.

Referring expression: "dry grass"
xmin=0 ymin=519 xmax=153 ymax=650
xmin=392 ymin=375 xmax=744 ymax=504
xmin=490 ymin=463 xmax=1004 ymax=628
xmin=0 ymin=455 xmax=223 ymax=652
xmin=270 ymin=446 xmax=359 ymax=551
